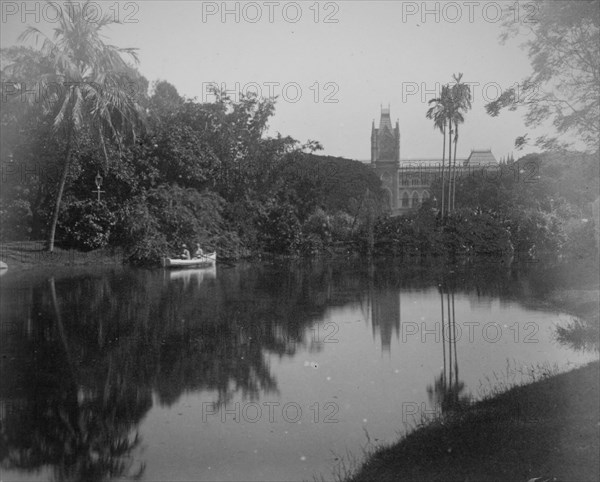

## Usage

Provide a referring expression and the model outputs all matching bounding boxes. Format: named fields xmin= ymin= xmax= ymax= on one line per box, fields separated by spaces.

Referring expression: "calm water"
xmin=0 ymin=259 xmax=597 ymax=481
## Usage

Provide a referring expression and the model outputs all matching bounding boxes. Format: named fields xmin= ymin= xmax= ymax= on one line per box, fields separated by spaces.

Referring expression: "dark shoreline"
xmin=0 ymin=241 xmax=124 ymax=270
xmin=0 ymin=240 xmax=567 ymax=271
xmin=345 ymin=360 xmax=599 ymax=482
xmin=341 ymin=275 xmax=599 ymax=482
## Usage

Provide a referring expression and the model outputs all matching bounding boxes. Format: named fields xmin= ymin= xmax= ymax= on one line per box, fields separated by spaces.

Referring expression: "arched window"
xmin=422 ymin=191 xmax=430 ymax=203
xmin=412 ymin=192 xmax=420 ymax=207
xmin=402 ymin=192 xmax=410 ymax=207
xmin=383 ymin=188 xmax=392 ymax=209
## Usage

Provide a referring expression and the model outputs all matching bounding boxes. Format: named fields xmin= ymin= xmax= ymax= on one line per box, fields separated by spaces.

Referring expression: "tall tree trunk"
xmin=448 ymin=128 xmax=454 ymax=214
xmin=448 ymin=132 xmax=454 ymax=213
xmin=440 ymin=122 xmax=446 ymax=217
xmin=452 ymin=128 xmax=459 ymax=211
xmin=447 ymin=120 xmax=453 ymax=215
xmin=47 ymin=131 xmax=73 ymax=252
xmin=447 ymin=292 xmax=452 ymax=396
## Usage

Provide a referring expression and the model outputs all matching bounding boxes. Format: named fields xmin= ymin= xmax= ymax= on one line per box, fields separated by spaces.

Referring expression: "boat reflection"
xmin=166 ymin=265 xmax=217 ymax=287
xmin=0 ymin=259 xmax=594 ymax=481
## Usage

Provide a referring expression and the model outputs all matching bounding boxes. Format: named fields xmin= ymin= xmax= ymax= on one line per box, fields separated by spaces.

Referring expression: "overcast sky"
xmin=2 ymin=1 xmax=551 ymax=160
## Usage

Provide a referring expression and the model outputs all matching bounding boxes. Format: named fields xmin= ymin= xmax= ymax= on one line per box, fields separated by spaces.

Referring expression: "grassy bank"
xmin=344 ymin=361 xmax=599 ymax=482
xmin=0 ymin=241 xmax=124 ymax=270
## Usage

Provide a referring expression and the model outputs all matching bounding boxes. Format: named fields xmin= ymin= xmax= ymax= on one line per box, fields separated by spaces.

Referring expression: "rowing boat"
xmin=162 ymin=252 xmax=217 ymax=268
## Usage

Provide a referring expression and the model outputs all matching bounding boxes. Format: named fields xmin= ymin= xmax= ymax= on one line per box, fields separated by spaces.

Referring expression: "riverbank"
xmin=345 ymin=360 xmax=599 ymax=482
xmin=0 ymin=241 xmax=124 ymax=270
xmin=342 ymin=262 xmax=599 ymax=482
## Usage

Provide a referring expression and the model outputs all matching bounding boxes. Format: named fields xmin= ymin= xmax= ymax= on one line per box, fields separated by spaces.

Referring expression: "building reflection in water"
xmin=370 ymin=288 xmax=401 ymax=352
xmin=1 ymin=260 xmax=592 ymax=480
xmin=0 ymin=262 xmax=362 ymax=480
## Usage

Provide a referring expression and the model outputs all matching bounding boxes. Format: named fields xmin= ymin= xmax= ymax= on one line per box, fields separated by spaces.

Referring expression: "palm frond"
xmin=53 ymin=94 xmax=71 ymax=130
xmin=11 ymin=0 xmax=144 ymax=160
xmin=17 ymin=26 xmax=48 ymax=46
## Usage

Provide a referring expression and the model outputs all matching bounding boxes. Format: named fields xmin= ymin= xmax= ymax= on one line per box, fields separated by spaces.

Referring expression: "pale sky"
xmin=1 ymin=0 xmax=551 ymax=160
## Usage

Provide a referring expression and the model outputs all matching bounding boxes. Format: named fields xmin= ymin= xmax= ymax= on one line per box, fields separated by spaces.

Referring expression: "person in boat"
xmin=193 ymin=242 xmax=204 ymax=259
xmin=180 ymin=244 xmax=191 ymax=260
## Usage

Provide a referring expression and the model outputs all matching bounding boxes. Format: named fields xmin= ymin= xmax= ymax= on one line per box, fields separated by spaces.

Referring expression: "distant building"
xmin=370 ymin=107 xmax=499 ymax=215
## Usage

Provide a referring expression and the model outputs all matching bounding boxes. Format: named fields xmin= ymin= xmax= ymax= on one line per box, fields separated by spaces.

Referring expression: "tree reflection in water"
xmin=426 ymin=290 xmax=470 ymax=414
xmin=0 ymin=258 xmax=593 ymax=480
xmin=0 ymin=261 xmax=368 ymax=480
xmin=1 ymin=278 xmax=149 ymax=481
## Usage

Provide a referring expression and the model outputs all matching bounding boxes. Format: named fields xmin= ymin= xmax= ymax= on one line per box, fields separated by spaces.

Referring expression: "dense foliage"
xmin=1 ymin=68 xmax=597 ymax=264
xmin=0 ymin=61 xmax=386 ymax=263
xmin=486 ymin=0 xmax=600 ymax=151
xmin=369 ymin=153 xmax=599 ymax=261
xmin=0 ymin=2 xmax=597 ymax=265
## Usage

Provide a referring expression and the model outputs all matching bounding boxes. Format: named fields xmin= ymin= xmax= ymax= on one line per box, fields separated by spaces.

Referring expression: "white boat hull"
xmin=162 ymin=252 xmax=217 ymax=268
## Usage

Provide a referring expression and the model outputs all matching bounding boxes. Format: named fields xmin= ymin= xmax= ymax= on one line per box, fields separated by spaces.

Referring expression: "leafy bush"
xmin=276 ymin=153 xmax=385 ymax=219
xmin=58 ymin=199 xmax=116 ymax=250
xmin=450 ymin=209 xmax=513 ymax=257
xmin=0 ymin=198 xmax=32 ymax=241
xmin=296 ymin=232 xmax=326 ymax=256
xmin=255 ymin=195 xmax=301 ymax=254
xmin=119 ymin=186 xmax=228 ymax=266
xmin=303 ymin=209 xmax=331 ymax=242
xmin=118 ymin=197 xmax=168 ymax=266
xmin=507 ymin=208 xmax=563 ymax=257
xmin=363 ymin=207 xmax=562 ymax=260
xmin=330 ymin=211 xmax=354 ymax=240
xmin=213 ymin=229 xmax=247 ymax=260
xmin=563 ymin=219 xmax=598 ymax=260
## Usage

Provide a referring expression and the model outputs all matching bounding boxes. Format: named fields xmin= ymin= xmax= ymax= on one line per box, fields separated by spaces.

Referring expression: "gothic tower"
xmin=371 ymin=107 xmax=400 ymax=211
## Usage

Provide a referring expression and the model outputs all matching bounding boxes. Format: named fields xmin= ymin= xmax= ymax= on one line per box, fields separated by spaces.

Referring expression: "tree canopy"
xmin=486 ymin=0 xmax=600 ymax=152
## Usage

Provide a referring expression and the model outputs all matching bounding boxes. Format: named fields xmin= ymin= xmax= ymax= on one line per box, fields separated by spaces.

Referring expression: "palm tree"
xmin=447 ymin=110 xmax=454 ymax=214
xmin=447 ymin=109 xmax=463 ymax=213
xmin=7 ymin=1 xmax=143 ymax=251
xmin=448 ymin=73 xmax=472 ymax=212
xmin=426 ymin=85 xmax=452 ymax=216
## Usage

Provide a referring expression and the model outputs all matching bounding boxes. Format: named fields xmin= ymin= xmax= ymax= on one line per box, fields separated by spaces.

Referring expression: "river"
xmin=0 ymin=259 xmax=597 ymax=481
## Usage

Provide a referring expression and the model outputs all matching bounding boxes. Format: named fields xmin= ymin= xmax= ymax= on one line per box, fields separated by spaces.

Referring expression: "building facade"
xmin=370 ymin=107 xmax=499 ymax=215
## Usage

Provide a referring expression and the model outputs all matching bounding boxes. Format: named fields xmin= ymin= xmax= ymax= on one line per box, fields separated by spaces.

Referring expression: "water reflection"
xmin=1 ymin=262 xmax=369 ymax=480
xmin=370 ymin=288 xmax=400 ymax=352
xmin=0 ymin=259 xmax=597 ymax=481
xmin=167 ymin=266 xmax=217 ymax=287
xmin=1 ymin=277 xmax=148 ymax=481
xmin=426 ymin=291 xmax=470 ymax=414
